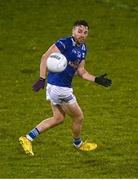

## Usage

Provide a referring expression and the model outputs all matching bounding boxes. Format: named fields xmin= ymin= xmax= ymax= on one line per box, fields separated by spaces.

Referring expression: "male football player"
xmin=19 ymin=20 xmax=112 ymax=156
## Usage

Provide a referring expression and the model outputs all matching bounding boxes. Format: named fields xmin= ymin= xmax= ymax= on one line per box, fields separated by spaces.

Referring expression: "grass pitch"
xmin=0 ymin=0 xmax=138 ymax=178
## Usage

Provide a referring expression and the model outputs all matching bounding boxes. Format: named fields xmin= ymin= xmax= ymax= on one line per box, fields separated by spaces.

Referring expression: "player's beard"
xmin=80 ymin=38 xmax=85 ymax=43
xmin=76 ymin=37 xmax=85 ymax=44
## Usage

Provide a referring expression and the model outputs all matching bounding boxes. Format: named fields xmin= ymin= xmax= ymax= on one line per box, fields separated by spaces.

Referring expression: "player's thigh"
xmin=62 ymin=102 xmax=84 ymax=119
xmin=51 ymin=103 xmax=65 ymax=121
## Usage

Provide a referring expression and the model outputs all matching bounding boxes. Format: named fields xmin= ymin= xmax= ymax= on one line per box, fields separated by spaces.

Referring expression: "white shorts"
xmin=46 ymin=83 xmax=77 ymax=105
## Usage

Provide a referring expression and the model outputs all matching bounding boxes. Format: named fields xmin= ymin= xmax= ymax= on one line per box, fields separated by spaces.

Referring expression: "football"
xmin=46 ymin=52 xmax=67 ymax=73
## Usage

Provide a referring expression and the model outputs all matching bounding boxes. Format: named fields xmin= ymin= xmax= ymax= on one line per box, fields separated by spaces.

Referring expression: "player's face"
xmin=72 ymin=25 xmax=89 ymax=44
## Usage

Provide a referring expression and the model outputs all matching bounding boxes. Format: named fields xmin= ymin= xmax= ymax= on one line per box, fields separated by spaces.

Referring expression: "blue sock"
xmin=26 ymin=128 xmax=40 ymax=141
xmin=73 ymin=137 xmax=82 ymax=146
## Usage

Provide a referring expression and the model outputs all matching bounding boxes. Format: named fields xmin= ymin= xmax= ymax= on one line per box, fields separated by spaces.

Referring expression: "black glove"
xmin=32 ymin=77 xmax=46 ymax=92
xmin=95 ymin=74 xmax=112 ymax=87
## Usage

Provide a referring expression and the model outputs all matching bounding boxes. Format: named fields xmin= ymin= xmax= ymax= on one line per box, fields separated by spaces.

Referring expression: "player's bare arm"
xmin=77 ymin=60 xmax=96 ymax=82
xmin=40 ymin=44 xmax=60 ymax=79
xmin=32 ymin=44 xmax=60 ymax=92
xmin=77 ymin=60 xmax=112 ymax=87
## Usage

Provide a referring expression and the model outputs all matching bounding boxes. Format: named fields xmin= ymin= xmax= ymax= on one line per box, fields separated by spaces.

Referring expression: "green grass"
xmin=0 ymin=0 xmax=138 ymax=178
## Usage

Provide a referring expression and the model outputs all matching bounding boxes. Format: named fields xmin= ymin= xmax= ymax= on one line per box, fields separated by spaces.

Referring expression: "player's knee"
xmin=54 ymin=114 xmax=65 ymax=123
xmin=76 ymin=112 xmax=84 ymax=123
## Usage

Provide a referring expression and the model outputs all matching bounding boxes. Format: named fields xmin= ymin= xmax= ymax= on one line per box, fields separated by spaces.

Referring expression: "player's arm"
xmin=77 ymin=60 xmax=96 ymax=82
xmin=77 ymin=60 xmax=112 ymax=87
xmin=32 ymin=44 xmax=60 ymax=92
xmin=40 ymin=44 xmax=60 ymax=79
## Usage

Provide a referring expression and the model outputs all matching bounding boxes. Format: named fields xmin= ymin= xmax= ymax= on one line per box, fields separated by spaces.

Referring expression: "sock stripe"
xmin=27 ymin=128 xmax=40 ymax=140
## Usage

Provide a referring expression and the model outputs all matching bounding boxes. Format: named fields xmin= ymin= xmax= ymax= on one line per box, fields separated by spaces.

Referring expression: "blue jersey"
xmin=47 ymin=36 xmax=87 ymax=87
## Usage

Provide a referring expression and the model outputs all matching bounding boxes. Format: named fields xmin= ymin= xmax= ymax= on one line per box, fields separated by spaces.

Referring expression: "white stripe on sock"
xmin=26 ymin=135 xmax=33 ymax=141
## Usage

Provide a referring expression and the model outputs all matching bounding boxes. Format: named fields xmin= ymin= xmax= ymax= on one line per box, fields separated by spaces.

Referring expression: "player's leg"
xmin=19 ymin=103 xmax=65 ymax=156
xmin=62 ymin=102 xmax=97 ymax=151
xmin=62 ymin=102 xmax=84 ymax=144
xmin=62 ymin=102 xmax=83 ymax=138
xmin=36 ymin=103 xmax=65 ymax=133
xmin=26 ymin=103 xmax=65 ymax=140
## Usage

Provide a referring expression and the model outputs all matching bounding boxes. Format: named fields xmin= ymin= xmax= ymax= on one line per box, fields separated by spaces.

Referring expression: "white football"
xmin=46 ymin=52 xmax=67 ymax=73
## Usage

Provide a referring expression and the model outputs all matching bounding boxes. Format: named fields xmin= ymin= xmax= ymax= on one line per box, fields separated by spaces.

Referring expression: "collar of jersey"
xmin=71 ymin=36 xmax=82 ymax=47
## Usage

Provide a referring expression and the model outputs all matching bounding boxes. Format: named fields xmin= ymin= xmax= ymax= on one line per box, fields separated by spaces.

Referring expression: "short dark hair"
xmin=73 ymin=20 xmax=89 ymax=29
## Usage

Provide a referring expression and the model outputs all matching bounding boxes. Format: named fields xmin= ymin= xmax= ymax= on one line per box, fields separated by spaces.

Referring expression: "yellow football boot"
xmin=19 ymin=136 xmax=34 ymax=156
xmin=79 ymin=141 xmax=97 ymax=151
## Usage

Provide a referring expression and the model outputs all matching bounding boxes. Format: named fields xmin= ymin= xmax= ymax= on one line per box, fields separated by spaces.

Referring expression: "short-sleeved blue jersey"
xmin=47 ymin=36 xmax=87 ymax=87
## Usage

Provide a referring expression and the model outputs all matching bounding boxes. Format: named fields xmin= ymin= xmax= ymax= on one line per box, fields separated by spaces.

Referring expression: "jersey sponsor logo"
xmin=68 ymin=60 xmax=80 ymax=70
